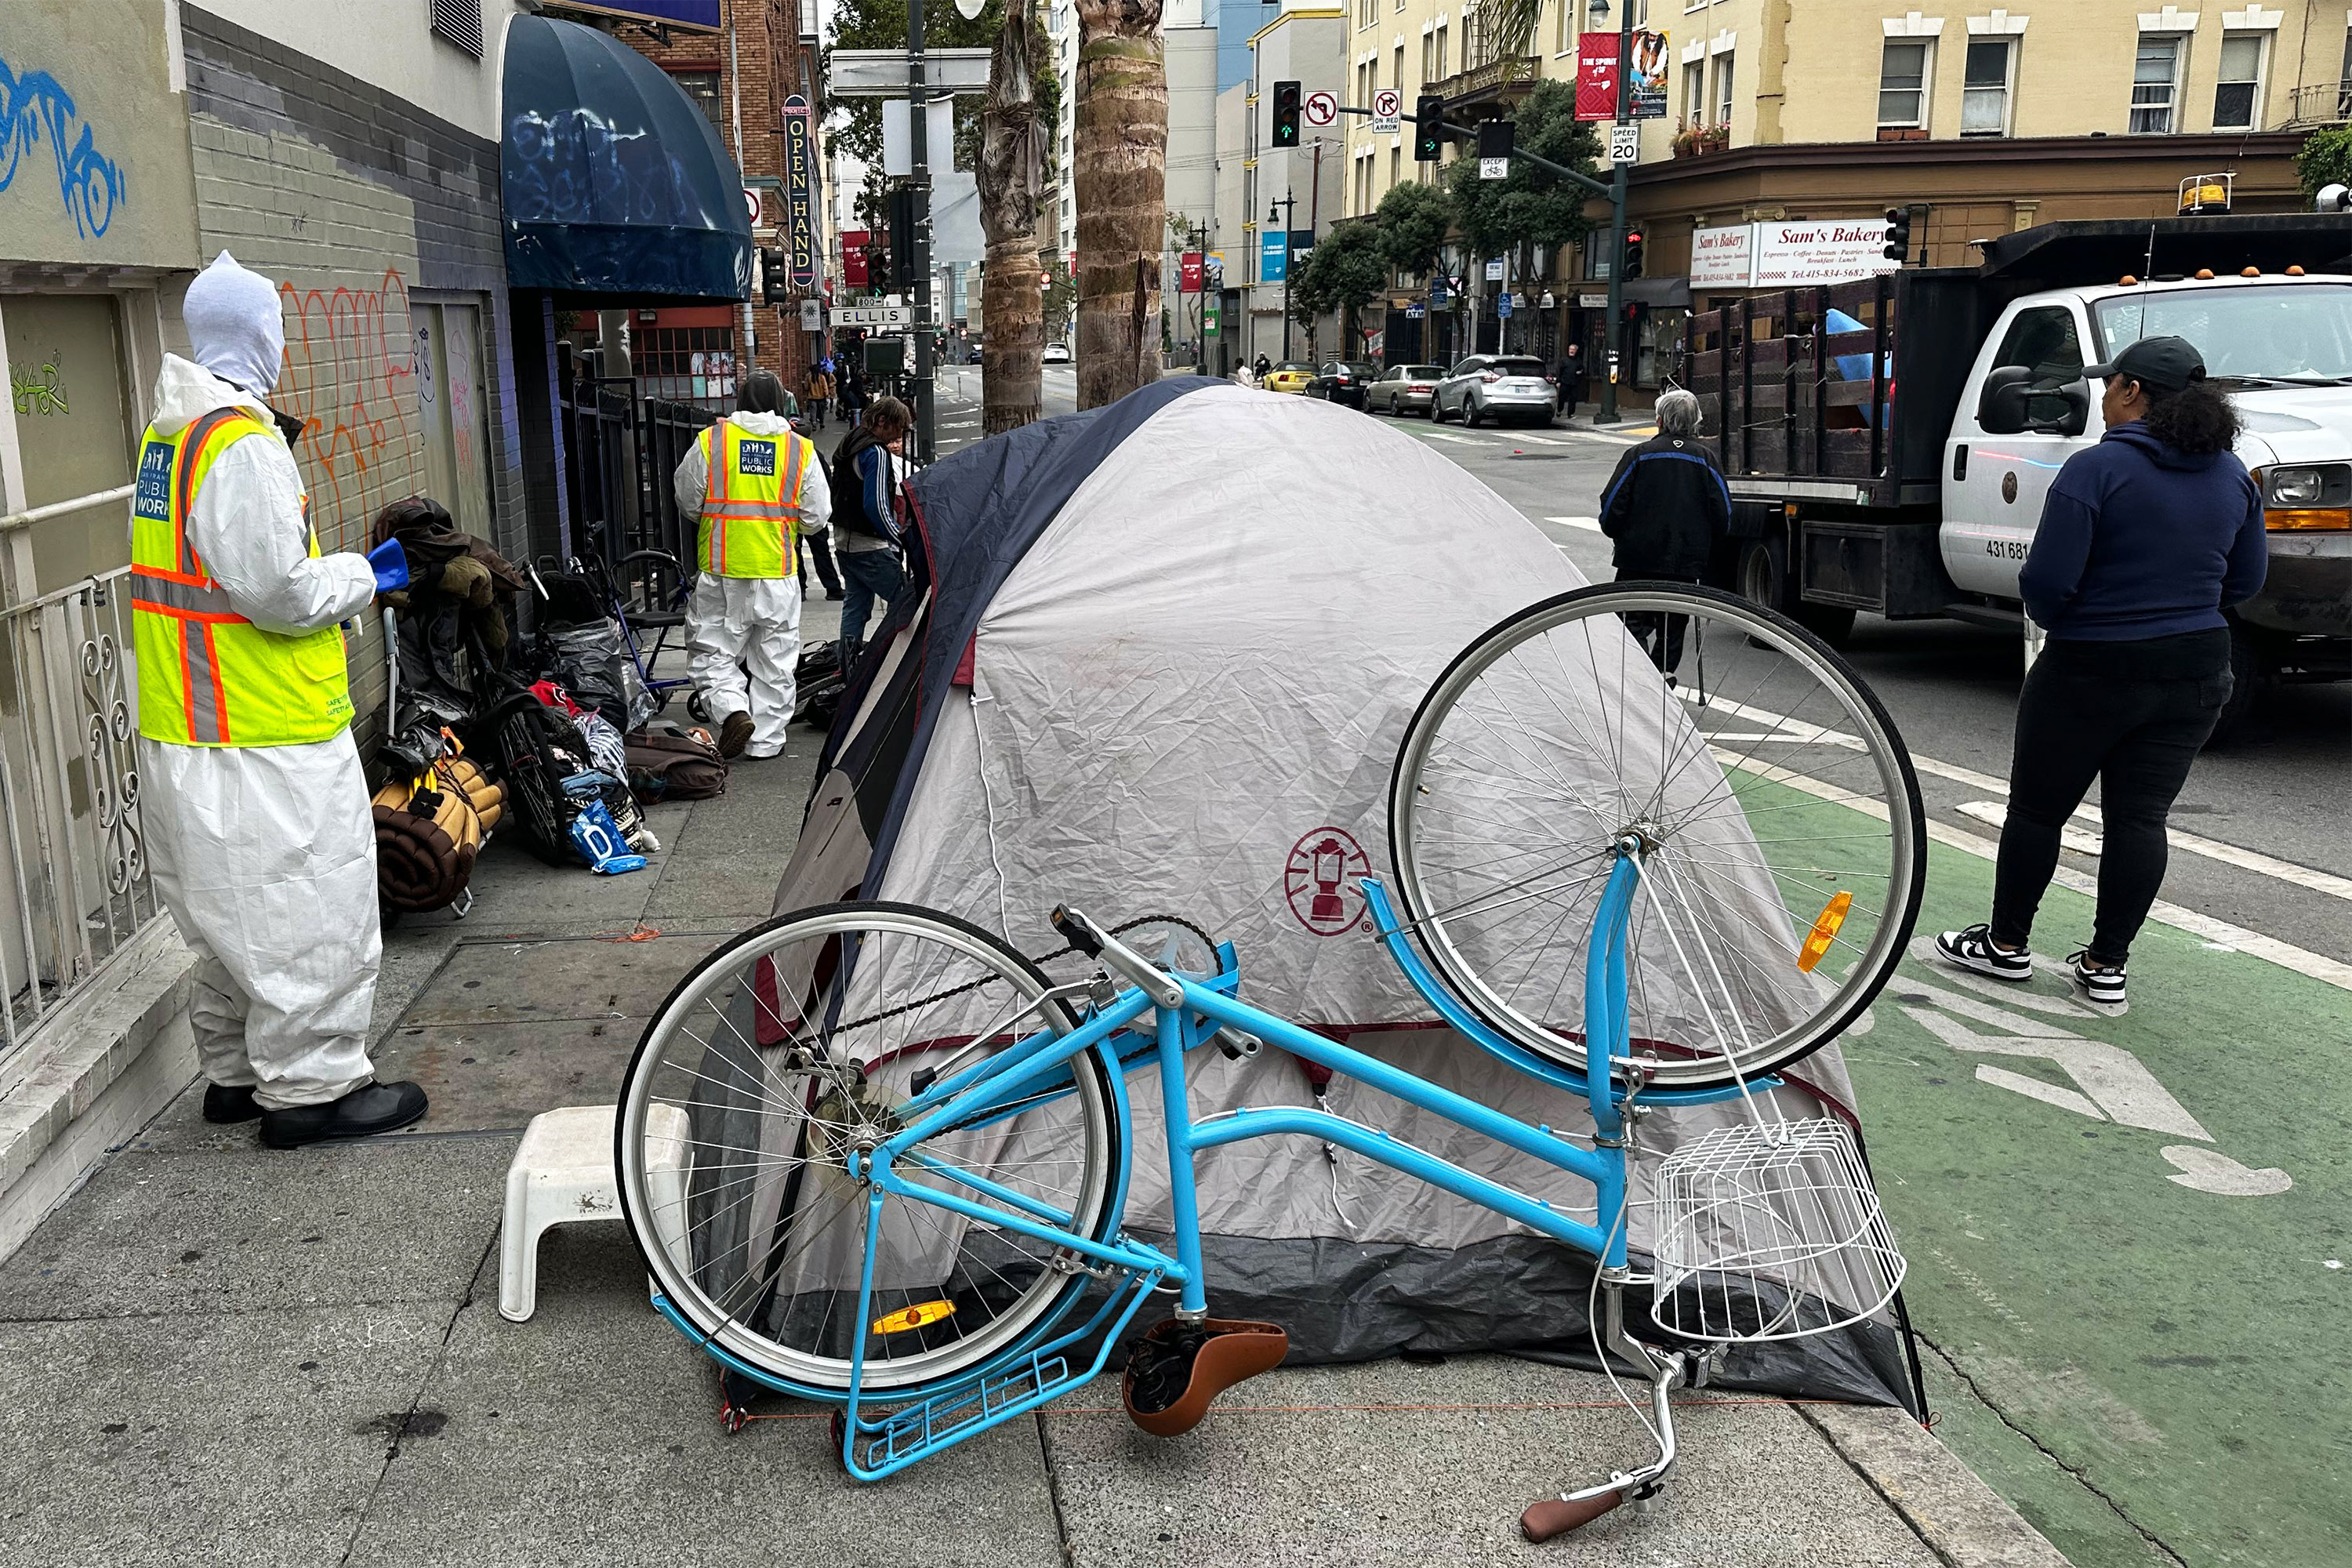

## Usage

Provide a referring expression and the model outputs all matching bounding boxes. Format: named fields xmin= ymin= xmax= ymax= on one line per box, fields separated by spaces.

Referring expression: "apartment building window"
xmin=1684 ymin=60 xmax=1706 ymax=122
xmin=1715 ymin=51 xmax=1734 ymax=127
xmin=2130 ymin=34 xmax=2183 ymax=133
xmin=1961 ymin=38 xmax=2013 ymax=136
xmin=670 ymin=71 xmax=725 ymax=136
xmin=1877 ymin=41 xmax=1929 ymax=130
xmin=2213 ymin=33 xmax=2263 ymax=130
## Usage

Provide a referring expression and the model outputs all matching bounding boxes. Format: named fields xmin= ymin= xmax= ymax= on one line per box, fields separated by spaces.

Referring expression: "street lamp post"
xmin=1269 ymin=194 xmax=1297 ymax=362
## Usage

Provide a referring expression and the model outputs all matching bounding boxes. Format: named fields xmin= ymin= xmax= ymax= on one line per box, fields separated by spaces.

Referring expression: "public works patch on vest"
xmin=739 ymin=439 xmax=778 ymax=476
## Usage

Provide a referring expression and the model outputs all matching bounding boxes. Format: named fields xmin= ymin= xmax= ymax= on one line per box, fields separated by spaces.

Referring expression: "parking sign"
xmin=1372 ymin=88 xmax=1401 ymax=136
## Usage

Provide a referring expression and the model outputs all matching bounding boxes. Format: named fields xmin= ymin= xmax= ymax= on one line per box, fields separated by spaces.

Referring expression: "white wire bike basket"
xmin=1649 ymin=1116 xmax=1906 ymax=1344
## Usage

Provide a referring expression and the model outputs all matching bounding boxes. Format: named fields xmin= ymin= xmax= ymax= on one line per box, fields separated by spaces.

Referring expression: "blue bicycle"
xmin=616 ymin=583 xmax=1926 ymax=1540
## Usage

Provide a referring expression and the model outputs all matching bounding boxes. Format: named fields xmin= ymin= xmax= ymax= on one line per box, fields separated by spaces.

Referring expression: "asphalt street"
xmin=930 ymin=372 xmax=2351 ymax=1567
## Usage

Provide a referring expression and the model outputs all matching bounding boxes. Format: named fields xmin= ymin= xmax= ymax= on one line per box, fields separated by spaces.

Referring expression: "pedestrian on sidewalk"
xmin=1937 ymin=336 xmax=2264 ymax=1014
xmin=673 ymin=368 xmax=832 ymax=760
xmin=831 ymin=396 xmax=912 ymax=664
xmin=806 ymin=360 xmax=833 ymax=430
xmin=132 ymin=251 xmax=429 ymax=1148
xmin=1596 ymin=387 xmax=1731 ymax=671
xmin=1555 ymin=342 xmax=1587 ymax=419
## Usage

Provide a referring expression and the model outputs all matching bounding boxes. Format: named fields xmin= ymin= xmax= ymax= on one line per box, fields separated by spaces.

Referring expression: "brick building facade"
xmin=583 ymin=0 xmax=829 ymax=403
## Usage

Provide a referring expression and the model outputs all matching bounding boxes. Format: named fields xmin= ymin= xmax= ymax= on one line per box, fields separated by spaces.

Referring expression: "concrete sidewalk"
xmin=0 ymin=397 xmax=2066 ymax=1568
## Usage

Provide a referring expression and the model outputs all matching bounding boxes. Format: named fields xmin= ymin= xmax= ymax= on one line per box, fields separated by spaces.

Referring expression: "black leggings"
xmin=1991 ymin=630 xmax=2230 ymax=964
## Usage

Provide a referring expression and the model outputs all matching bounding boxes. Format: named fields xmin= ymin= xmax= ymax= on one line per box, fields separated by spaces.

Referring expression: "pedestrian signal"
xmin=1272 ymin=81 xmax=1301 ymax=147
xmin=1414 ymin=96 xmax=1445 ymax=161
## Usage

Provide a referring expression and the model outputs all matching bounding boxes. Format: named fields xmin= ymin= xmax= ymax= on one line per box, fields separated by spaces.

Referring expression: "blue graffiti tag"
xmin=0 ymin=53 xmax=127 ymax=239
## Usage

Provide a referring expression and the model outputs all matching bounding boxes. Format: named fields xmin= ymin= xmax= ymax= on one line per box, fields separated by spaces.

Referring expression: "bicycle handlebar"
xmin=1051 ymin=905 xmax=1185 ymax=1010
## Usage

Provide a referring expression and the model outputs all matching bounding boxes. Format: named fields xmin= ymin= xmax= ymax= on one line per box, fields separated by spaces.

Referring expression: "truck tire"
xmin=2205 ymin=622 xmax=2267 ymax=749
xmin=1738 ymin=535 xmax=1856 ymax=648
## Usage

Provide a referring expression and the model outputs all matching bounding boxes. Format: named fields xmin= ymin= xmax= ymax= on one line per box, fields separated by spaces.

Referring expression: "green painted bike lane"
xmin=1839 ymin=835 xmax=2351 ymax=1568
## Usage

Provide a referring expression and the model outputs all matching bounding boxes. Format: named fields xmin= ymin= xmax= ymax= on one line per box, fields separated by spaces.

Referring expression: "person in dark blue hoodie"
xmin=1936 ymin=336 xmax=2266 ymax=1014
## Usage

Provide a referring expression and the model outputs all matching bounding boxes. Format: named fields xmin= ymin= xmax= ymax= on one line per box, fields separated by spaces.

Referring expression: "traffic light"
xmin=1476 ymin=120 xmax=1515 ymax=162
xmin=1622 ymin=229 xmax=1645 ymax=281
xmin=760 ymin=247 xmax=787 ymax=307
xmin=1414 ymin=95 xmax=1445 ymax=161
xmin=1882 ymin=205 xmax=1912 ymax=263
xmin=1272 ymin=80 xmax=1301 ymax=148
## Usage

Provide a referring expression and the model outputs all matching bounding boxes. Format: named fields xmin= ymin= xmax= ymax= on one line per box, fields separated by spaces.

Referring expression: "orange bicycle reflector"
xmin=872 ymin=1299 xmax=957 ymax=1336
xmin=1796 ymin=891 xmax=1853 ymax=974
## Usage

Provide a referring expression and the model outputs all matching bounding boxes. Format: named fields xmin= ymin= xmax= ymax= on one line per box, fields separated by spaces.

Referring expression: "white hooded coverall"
xmin=673 ymin=412 xmax=833 ymax=760
xmin=137 ymin=252 xmax=382 ymax=1110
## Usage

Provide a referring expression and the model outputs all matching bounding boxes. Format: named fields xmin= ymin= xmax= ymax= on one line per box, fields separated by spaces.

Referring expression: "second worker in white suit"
xmin=673 ymin=368 xmax=830 ymax=760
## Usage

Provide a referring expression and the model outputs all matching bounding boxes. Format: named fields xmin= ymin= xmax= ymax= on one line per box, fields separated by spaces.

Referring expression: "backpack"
xmin=626 ymin=720 xmax=730 ymax=802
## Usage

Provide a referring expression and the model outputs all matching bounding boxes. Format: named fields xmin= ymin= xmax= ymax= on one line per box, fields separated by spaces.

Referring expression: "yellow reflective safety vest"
xmin=129 ymin=408 xmax=353 ymax=747
xmin=696 ymin=419 xmax=813 ymax=579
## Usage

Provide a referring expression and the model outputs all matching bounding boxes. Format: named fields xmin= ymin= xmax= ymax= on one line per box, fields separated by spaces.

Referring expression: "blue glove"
xmin=367 ymin=538 xmax=410 ymax=593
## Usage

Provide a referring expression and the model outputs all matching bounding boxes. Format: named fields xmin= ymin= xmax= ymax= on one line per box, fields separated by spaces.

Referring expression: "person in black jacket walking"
xmin=1935 ymin=336 xmax=2265 ymax=1014
xmin=1597 ymin=388 xmax=1732 ymax=670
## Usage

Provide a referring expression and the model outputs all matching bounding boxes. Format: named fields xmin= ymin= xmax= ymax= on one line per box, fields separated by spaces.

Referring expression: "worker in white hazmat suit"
xmin=131 ymin=250 xmax=428 ymax=1149
xmin=673 ymin=368 xmax=831 ymax=760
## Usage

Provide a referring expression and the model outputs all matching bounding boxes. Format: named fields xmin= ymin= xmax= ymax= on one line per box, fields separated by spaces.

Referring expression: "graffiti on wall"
xmin=11 ymin=358 xmax=67 ymax=416
xmin=0 ymin=53 xmax=126 ymax=238
xmin=278 ymin=268 xmax=419 ymax=549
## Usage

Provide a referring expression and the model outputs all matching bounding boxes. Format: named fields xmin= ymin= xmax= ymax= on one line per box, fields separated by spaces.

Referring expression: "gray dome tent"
xmin=764 ymin=378 xmax=1921 ymax=1410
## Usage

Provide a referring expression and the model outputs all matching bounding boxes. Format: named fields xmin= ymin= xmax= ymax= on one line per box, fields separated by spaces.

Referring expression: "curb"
xmin=1801 ymin=1402 xmax=2074 ymax=1567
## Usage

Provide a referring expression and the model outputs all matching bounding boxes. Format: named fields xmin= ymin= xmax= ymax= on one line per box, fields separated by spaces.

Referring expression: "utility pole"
xmin=908 ymin=0 xmax=937 ymax=461
xmin=1269 ymin=191 xmax=1298 ymax=361
xmin=1599 ymin=0 xmax=1633 ymax=425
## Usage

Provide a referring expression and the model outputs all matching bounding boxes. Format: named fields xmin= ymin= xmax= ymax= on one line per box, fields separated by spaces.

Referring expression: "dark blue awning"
xmin=501 ymin=16 xmax=752 ymax=303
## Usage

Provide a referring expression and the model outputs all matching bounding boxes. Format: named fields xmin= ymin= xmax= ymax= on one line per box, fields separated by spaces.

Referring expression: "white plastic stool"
xmin=499 ymin=1102 xmax=691 ymax=1323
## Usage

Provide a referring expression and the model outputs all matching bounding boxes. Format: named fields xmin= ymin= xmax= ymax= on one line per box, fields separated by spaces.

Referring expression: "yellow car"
xmin=1261 ymin=360 xmax=1316 ymax=394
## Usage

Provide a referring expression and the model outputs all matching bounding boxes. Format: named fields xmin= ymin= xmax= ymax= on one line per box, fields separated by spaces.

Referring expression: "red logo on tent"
xmin=1284 ymin=827 xmax=1370 ymax=936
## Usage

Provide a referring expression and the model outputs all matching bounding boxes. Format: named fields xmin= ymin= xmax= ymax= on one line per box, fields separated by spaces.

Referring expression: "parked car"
xmin=1303 ymin=360 xmax=1377 ymax=408
xmin=1366 ymin=364 xmax=1446 ymax=417
xmin=1433 ymin=354 xmax=1557 ymax=426
xmin=1043 ymin=342 xmax=1073 ymax=364
xmin=1261 ymin=360 xmax=1316 ymax=394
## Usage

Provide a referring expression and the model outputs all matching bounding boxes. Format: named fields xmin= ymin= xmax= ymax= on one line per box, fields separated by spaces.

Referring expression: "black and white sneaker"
xmin=2066 ymin=951 xmax=2129 ymax=1014
xmin=1933 ymin=924 xmax=2034 ymax=982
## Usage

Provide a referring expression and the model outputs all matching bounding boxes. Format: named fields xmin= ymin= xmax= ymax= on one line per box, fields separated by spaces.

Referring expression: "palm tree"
xmin=1072 ymin=0 xmax=1167 ymax=408
xmin=979 ymin=0 xmax=1046 ymax=434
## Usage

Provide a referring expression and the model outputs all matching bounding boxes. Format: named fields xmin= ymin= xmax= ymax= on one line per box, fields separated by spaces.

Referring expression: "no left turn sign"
xmin=1305 ymin=89 xmax=1338 ymax=127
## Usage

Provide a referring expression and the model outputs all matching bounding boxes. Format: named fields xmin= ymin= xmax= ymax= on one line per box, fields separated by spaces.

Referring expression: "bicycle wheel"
xmin=616 ymin=902 xmax=1122 ymax=1395
xmin=1389 ymin=583 xmax=1924 ymax=1087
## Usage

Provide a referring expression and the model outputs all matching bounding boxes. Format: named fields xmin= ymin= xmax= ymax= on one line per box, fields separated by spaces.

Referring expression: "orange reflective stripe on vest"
xmin=697 ymin=420 xmax=809 ymax=579
xmin=129 ymin=408 xmax=353 ymax=747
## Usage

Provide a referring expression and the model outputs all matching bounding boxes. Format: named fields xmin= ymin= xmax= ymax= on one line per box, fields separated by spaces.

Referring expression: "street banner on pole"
xmin=1371 ymin=88 xmax=1401 ymax=136
xmin=782 ymin=95 xmax=817 ymax=288
xmin=1575 ymin=34 xmax=1620 ymax=120
xmin=1630 ymin=31 xmax=1670 ymax=118
xmin=1181 ymin=252 xmax=1203 ymax=291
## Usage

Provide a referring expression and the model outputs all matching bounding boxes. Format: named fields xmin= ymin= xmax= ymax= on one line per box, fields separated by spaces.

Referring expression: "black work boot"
xmin=202 ymin=1083 xmax=263 ymax=1123
xmin=260 ymin=1081 xmax=430 ymax=1149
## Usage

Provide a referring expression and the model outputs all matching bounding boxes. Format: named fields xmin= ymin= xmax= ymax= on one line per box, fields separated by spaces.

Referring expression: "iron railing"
xmin=0 ymin=485 xmax=162 ymax=1062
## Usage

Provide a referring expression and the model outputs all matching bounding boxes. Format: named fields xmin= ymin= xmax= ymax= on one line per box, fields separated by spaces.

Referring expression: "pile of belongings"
xmin=371 ymin=722 xmax=505 ymax=914
xmin=488 ymin=680 xmax=666 ymax=874
xmin=370 ymin=496 xmax=528 ymax=730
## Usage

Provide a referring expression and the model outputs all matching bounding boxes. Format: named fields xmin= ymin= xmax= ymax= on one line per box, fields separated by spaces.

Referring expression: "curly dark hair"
xmin=2136 ymin=377 xmax=2241 ymax=456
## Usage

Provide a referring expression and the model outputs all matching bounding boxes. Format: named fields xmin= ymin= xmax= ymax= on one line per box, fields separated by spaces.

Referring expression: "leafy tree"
xmin=1375 ymin=179 xmax=1454 ymax=281
xmin=1441 ymin=80 xmax=1600 ymax=263
xmin=1292 ymin=220 xmax=1388 ymax=348
xmin=2296 ymin=127 xmax=2352 ymax=195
